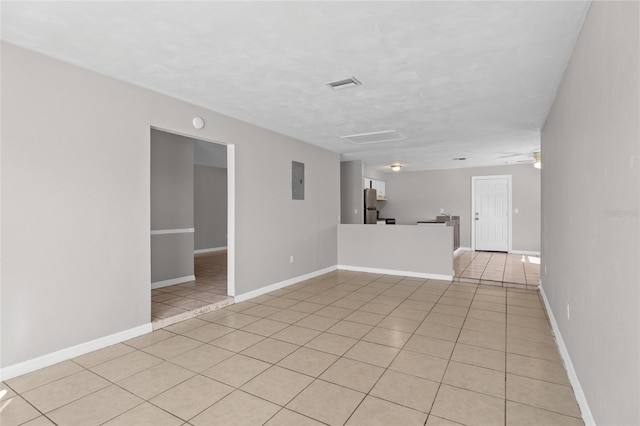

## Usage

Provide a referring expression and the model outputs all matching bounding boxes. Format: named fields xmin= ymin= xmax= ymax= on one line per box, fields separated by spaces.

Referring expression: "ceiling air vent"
xmin=326 ymin=76 xmax=362 ymax=90
xmin=340 ymin=130 xmax=406 ymax=145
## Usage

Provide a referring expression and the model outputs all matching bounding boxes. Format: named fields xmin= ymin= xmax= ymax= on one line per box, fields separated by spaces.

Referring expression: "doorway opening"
xmin=453 ymin=251 xmax=540 ymax=289
xmin=471 ymin=175 xmax=512 ymax=253
xmin=150 ymin=128 xmax=235 ymax=327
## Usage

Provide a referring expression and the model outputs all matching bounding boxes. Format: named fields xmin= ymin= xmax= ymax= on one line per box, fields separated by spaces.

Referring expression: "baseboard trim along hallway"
xmin=510 ymin=250 xmax=542 ymax=256
xmin=194 ymin=246 xmax=227 ymax=254
xmin=151 ymin=275 xmax=196 ymax=290
xmin=0 ymin=323 xmax=152 ymax=382
xmin=540 ymin=285 xmax=595 ymax=426
xmin=338 ymin=265 xmax=453 ymax=281
xmin=234 ymin=266 xmax=339 ymax=303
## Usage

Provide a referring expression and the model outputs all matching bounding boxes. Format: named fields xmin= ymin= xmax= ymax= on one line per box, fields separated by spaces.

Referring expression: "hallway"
xmin=455 ymin=252 xmax=540 ymax=290
xmin=151 ymin=251 xmax=230 ymax=323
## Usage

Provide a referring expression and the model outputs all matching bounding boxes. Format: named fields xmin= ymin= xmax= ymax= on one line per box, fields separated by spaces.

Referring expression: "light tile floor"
xmin=455 ymin=251 xmax=540 ymax=289
xmin=152 ymin=251 xmax=230 ymax=322
xmin=1 ymin=270 xmax=582 ymax=426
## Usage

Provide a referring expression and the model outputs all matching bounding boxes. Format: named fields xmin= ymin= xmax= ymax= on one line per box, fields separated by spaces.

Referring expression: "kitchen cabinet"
xmin=376 ymin=180 xmax=386 ymax=198
xmin=364 ymin=177 xmax=386 ymax=200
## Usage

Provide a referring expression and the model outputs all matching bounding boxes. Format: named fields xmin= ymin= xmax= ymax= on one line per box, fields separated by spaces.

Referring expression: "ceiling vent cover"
xmin=326 ymin=77 xmax=362 ymax=90
xmin=340 ymin=130 xmax=406 ymax=145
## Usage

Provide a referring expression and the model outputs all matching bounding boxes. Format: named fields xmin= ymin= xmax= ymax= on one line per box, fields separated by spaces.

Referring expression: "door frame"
xmin=150 ymin=126 xmax=236 ymax=297
xmin=471 ymin=175 xmax=512 ymax=253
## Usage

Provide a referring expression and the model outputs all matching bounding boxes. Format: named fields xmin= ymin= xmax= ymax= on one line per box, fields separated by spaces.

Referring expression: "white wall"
xmin=0 ymin=43 xmax=339 ymax=368
xmin=380 ymin=164 xmax=540 ymax=252
xmin=541 ymin=2 xmax=639 ymax=425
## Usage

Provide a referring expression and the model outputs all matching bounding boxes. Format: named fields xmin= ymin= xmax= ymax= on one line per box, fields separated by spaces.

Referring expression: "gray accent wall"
xmin=379 ymin=164 xmax=540 ymax=252
xmin=194 ymin=164 xmax=227 ymax=250
xmin=150 ymin=234 xmax=195 ymax=283
xmin=193 ymin=139 xmax=227 ymax=169
xmin=541 ymin=2 xmax=639 ymax=424
xmin=340 ymin=160 xmax=363 ymax=224
xmin=150 ymin=129 xmax=194 ymax=230
xmin=150 ymin=129 xmax=194 ymax=283
xmin=1 ymin=42 xmax=339 ymax=368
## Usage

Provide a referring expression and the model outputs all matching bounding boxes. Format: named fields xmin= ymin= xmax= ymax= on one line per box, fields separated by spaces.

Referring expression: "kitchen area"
xmin=417 ymin=215 xmax=461 ymax=252
xmin=363 ymin=178 xmax=396 ymax=225
xmin=339 ymin=159 xmax=540 ymax=281
xmin=339 ymin=161 xmax=461 ymax=279
xmin=362 ymin=175 xmax=460 ymax=252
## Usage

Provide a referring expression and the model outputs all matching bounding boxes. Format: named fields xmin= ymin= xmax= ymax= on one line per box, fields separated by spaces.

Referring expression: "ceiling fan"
xmin=498 ymin=151 xmax=541 ymax=167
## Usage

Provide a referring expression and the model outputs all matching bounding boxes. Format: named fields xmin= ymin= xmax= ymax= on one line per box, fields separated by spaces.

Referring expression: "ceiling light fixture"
xmin=533 ymin=152 xmax=541 ymax=169
xmin=326 ymin=76 xmax=362 ymax=90
xmin=390 ymin=163 xmax=402 ymax=172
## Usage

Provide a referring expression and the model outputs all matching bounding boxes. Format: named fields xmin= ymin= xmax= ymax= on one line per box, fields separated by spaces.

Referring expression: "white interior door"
xmin=474 ymin=176 xmax=510 ymax=252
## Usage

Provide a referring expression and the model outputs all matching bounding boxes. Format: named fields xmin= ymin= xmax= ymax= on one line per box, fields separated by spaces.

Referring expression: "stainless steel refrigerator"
xmin=364 ymin=188 xmax=377 ymax=224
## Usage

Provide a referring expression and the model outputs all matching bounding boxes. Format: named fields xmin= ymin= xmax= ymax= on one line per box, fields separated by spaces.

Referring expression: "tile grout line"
xmin=250 ymin=273 xmax=421 ymax=424
xmin=423 ymin=280 xmax=482 ymax=425
xmin=257 ymin=274 xmax=452 ymax=423
xmin=504 ymin=281 xmax=509 ymax=426
xmin=8 ymin=268 xmax=571 ymax=426
xmin=2 ymin=380 xmax=53 ymax=425
xmin=185 ymin=273 xmax=419 ymax=424
xmin=198 ymin=284 xmax=575 ymax=424
xmin=48 ymin=325 xmax=236 ymax=425
xmin=284 ymin=275 xmax=429 ymax=421
xmin=339 ymin=276 xmax=445 ymax=425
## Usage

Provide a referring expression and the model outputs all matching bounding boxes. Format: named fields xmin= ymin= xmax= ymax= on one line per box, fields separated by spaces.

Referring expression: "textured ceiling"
xmin=1 ymin=1 xmax=590 ymax=172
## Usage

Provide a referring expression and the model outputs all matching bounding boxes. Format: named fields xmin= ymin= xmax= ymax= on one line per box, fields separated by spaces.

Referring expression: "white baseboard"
xmin=150 ymin=228 xmax=194 ymax=235
xmin=454 ymin=247 xmax=472 ymax=256
xmin=234 ymin=266 xmax=338 ymax=303
xmin=0 ymin=323 xmax=152 ymax=382
xmin=151 ymin=275 xmax=195 ymax=289
xmin=510 ymin=250 xmax=541 ymax=256
xmin=338 ymin=265 xmax=453 ymax=281
xmin=539 ymin=286 xmax=595 ymax=426
xmin=194 ymin=246 xmax=227 ymax=254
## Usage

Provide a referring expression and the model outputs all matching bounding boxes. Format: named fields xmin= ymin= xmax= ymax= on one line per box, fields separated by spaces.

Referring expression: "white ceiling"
xmin=1 ymin=1 xmax=590 ymax=172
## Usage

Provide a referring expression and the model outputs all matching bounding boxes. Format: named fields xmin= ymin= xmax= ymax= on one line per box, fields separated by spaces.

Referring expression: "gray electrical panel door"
xmin=292 ymin=161 xmax=305 ymax=200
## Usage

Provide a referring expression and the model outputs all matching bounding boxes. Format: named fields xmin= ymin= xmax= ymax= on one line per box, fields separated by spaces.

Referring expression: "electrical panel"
xmin=292 ymin=161 xmax=304 ymax=200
